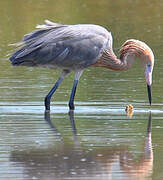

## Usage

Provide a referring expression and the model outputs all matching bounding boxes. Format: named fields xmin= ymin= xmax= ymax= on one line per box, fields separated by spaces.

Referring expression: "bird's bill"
xmin=145 ymin=66 xmax=153 ymax=105
xmin=147 ymin=84 xmax=152 ymax=105
xmin=145 ymin=65 xmax=152 ymax=105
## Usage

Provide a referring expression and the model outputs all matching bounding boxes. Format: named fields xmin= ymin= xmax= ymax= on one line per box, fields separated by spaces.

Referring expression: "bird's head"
xmin=120 ymin=39 xmax=154 ymax=105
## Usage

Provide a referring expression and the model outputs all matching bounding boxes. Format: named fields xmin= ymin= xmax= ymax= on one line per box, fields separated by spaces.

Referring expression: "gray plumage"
xmin=10 ymin=20 xmax=112 ymax=71
xmin=9 ymin=20 xmax=154 ymax=111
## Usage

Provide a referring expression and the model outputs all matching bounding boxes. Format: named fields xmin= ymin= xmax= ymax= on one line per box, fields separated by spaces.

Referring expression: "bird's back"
xmin=10 ymin=20 xmax=113 ymax=71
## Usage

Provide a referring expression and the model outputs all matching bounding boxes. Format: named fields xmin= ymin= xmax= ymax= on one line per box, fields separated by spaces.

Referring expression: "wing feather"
xmin=10 ymin=21 xmax=112 ymax=69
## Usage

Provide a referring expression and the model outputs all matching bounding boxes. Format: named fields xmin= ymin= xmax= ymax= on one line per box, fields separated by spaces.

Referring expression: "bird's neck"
xmin=92 ymin=49 xmax=135 ymax=71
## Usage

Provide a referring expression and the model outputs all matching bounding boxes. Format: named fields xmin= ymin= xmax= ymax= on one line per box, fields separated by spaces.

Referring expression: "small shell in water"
xmin=125 ymin=104 xmax=134 ymax=117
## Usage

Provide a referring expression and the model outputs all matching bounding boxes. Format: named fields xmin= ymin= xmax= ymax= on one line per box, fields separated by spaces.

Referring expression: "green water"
xmin=0 ymin=0 xmax=163 ymax=179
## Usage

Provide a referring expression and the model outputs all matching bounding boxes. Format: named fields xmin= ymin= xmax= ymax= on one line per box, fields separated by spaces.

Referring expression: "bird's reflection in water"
xmin=45 ymin=110 xmax=79 ymax=146
xmin=44 ymin=110 xmax=77 ymax=137
xmin=10 ymin=112 xmax=153 ymax=180
xmin=103 ymin=112 xmax=153 ymax=180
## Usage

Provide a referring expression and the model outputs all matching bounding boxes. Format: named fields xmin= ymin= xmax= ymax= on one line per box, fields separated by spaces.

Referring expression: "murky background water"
xmin=0 ymin=0 xmax=163 ymax=179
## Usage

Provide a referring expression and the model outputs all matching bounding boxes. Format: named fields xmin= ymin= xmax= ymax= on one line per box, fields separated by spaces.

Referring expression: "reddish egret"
xmin=10 ymin=20 xmax=154 ymax=111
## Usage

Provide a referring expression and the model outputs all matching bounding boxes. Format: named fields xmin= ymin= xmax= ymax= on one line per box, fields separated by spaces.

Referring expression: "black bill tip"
xmin=147 ymin=84 xmax=152 ymax=105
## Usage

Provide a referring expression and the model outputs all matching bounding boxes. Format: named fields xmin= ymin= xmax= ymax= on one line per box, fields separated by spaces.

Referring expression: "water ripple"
xmin=0 ymin=101 xmax=163 ymax=115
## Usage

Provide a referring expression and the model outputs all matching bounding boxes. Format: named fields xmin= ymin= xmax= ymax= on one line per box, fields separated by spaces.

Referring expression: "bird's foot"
xmin=69 ymin=102 xmax=75 ymax=111
xmin=45 ymin=96 xmax=51 ymax=111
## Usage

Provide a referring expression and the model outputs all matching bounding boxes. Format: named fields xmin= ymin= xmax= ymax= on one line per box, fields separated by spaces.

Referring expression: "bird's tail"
xmin=10 ymin=48 xmax=25 ymax=66
xmin=9 ymin=47 xmax=36 ymax=66
xmin=9 ymin=20 xmax=65 ymax=66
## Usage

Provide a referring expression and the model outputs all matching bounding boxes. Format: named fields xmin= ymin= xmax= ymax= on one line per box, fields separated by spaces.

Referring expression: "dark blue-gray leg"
xmin=69 ymin=80 xmax=78 ymax=110
xmin=45 ymin=70 xmax=69 ymax=111
xmin=69 ymin=70 xmax=83 ymax=110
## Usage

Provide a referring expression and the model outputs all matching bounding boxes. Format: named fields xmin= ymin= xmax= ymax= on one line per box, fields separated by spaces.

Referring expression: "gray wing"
xmin=10 ymin=21 xmax=112 ymax=70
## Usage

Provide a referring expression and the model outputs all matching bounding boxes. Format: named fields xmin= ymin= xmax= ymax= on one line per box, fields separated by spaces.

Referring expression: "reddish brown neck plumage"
xmin=92 ymin=49 xmax=127 ymax=71
xmin=92 ymin=39 xmax=154 ymax=71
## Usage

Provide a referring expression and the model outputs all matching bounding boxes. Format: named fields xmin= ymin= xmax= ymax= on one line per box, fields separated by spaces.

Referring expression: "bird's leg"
xmin=68 ymin=80 xmax=78 ymax=110
xmin=45 ymin=70 xmax=69 ymax=111
xmin=69 ymin=70 xmax=83 ymax=110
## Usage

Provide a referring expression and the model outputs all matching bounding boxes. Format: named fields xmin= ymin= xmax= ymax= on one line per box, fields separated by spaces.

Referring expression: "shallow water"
xmin=1 ymin=105 xmax=163 ymax=180
xmin=0 ymin=0 xmax=163 ymax=179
